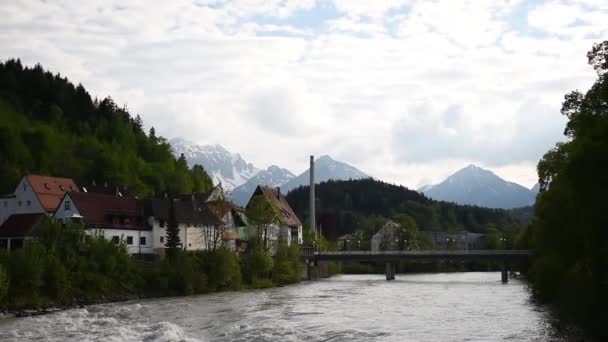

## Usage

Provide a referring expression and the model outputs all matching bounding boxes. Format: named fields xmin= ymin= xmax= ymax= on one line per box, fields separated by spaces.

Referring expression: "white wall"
xmin=148 ymin=217 xmax=213 ymax=252
xmin=87 ymin=228 xmax=154 ymax=254
xmin=53 ymin=193 xmax=81 ymax=222
xmin=0 ymin=177 xmax=47 ymax=225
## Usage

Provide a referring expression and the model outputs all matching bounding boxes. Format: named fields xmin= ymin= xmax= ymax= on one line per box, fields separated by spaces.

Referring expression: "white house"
xmin=247 ymin=185 xmax=303 ymax=248
xmin=0 ymin=175 xmax=79 ymax=226
xmin=54 ymin=192 xmax=153 ymax=255
xmin=144 ymin=185 xmax=239 ymax=254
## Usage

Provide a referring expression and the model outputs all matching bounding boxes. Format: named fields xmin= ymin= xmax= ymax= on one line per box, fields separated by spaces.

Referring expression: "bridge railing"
xmin=314 ymin=250 xmax=530 ymax=256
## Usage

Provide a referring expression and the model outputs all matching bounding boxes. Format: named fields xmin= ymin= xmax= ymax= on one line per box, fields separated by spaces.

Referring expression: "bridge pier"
xmin=501 ymin=263 xmax=508 ymax=283
xmin=385 ymin=262 xmax=396 ymax=281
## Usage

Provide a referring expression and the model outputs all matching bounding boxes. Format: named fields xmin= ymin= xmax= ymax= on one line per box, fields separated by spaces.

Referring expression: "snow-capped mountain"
xmin=419 ymin=164 xmax=536 ymax=209
xmin=279 ymin=155 xmax=370 ymax=193
xmin=231 ymin=165 xmax=295 ymax=206
xmin=170 ymin=139 xmax=370 ymax=204
xmin=170 ymin=138 xmax=260 ymax=191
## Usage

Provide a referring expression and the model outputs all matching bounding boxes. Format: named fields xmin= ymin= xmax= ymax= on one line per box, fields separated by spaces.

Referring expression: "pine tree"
xmin=165 ymin=198 xmax=182 ymax=256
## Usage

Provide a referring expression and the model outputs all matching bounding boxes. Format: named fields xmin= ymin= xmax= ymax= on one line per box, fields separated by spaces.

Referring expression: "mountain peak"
xmin=317 ymin=155 xmax=334 ymax=162
xmin=421 ymin=164 xmax=536 ymax=209
xmin=169 ymin=139 xmax=260 ymax=191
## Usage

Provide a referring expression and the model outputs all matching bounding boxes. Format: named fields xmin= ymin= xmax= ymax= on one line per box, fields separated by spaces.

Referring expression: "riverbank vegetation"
xmin=0 ymin=221 xmax=302 ymax=311
xmin=527 ymin=41 xmax=608 ymax=340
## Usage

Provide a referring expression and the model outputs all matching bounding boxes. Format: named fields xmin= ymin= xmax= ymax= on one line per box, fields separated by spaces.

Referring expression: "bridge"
xmin=301 ymin=249 xmax=530 ymax=282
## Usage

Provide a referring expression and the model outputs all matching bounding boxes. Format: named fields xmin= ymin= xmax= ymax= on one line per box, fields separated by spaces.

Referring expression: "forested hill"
xmin=286 ymin=178 xmax=519 ymax=238
xmin=0 ymin=59 xmax=213 ymax=196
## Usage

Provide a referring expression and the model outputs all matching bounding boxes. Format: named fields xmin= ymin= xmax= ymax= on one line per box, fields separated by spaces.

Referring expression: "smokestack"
xmin=310 ymin=155 xmax=316 ymax=242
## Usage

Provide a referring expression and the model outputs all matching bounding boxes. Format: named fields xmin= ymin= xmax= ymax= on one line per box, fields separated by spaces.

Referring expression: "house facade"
xmin=144 ymin=185 xmax=239 ymax=254
xmin=54 ymin=192 xmax=153 ymax=255
xmin=247 ymin=186 xmax=303 ymax=247
xmin=0 ymin=175 xmax=79 ymax=226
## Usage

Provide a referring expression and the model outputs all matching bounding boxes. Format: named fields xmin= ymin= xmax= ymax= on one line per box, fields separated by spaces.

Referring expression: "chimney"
xmin=310 ymin=155 xmax=316 ymax=242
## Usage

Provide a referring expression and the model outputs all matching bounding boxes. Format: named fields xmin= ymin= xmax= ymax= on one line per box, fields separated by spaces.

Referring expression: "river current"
xmin=0 ymin=273 xmax=562 ymax=341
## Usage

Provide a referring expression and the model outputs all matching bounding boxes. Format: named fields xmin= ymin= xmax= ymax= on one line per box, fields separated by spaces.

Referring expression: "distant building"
xmin=337 ymin=234 xmax=355 ymax=250
xmin=420 ymin=231 xmax=486 ymax=250
xmin=0 ymin=213 xmax=49 ymax=250
xmin=0 ymin=175 xmax=79 ymax=226
xmin=247 ymin=186 xmax=303 ymax=247
xmin=54 ymin=192 xmax=152 ymax=255
xmin=371 ymin=220 xmax=401 ymax=252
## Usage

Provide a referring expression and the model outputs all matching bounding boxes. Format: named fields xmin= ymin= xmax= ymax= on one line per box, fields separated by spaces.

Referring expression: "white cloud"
xmin=1 ymin=0 xmax=605 ymax=188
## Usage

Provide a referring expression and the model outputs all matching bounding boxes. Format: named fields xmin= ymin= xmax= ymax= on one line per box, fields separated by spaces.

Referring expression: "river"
xmin=0 ymin=273 xmax=562 ymax=341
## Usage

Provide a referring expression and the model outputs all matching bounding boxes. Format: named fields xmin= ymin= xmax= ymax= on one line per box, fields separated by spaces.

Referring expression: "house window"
xmin=160 ymin=236 xmax=165 ymax=243
xmin=111 ymin=236 xmax=120 ymax=244
xmin=3 ymin=201 xmax=7 ymax=207
xmin=26 ymin=200 xmax=31 ymax=206
xmin=18 ymin=201 xmax=22 ymax=206
xmin=140 ymin=236 xmax=147 ymax=246
xmin=64 ymin=200 xmax=71 ymax=210
xmin=23 ymin=184 xmax=26 ymax=191
xmin=44 ymin=183 xmax=51 ymax=190
xmin=126 ymin=236 xmax=133 ymax=245
xmin=160 ymin=220 xmax=165 ymax=228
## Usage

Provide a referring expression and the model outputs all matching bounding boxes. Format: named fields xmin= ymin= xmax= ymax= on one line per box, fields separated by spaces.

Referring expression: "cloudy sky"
xmin=2 ymin=0 xmax=606 ymax=188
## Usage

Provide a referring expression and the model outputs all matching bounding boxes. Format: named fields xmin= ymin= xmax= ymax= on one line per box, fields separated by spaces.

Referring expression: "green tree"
xmin=165 ymin=198 xmax=182 ymax=256
xmin=530 ymin=41 xmax=608 ymax=339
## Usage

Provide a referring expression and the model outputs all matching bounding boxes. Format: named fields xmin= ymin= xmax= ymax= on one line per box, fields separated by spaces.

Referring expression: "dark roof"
xmin=143 ymin=197 xmax=223 ymax=226
xmin=26 ymin=175 xmax=79 ymax=212
xmin=250 ymin=186 xmax=302 ymax=226
xmin=0 ymin=213 xmax=48 ymax=238
xmin=68 ymin=192 xmax=147 ymax=230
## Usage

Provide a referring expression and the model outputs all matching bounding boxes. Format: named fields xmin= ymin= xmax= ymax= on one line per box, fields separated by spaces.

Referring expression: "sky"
xmin=2 ymin=0 xmax=607 ymax=189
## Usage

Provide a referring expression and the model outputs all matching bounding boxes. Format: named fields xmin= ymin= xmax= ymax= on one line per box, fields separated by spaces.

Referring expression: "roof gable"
xmin=25 ymin=175 xmax=79 ymax=212
xmin=251 ymin=186 xmax=302 ymax=227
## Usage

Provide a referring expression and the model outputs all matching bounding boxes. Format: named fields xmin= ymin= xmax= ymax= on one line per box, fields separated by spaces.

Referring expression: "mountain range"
xmin=170 ymin=139 xmax=370 ymax=206
xmin=419 ymin=164 xmax=538 ymax=209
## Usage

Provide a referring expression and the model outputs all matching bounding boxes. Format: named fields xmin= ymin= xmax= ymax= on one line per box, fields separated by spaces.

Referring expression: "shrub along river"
xmin=0 ymin=273 xmax=565 ymax=341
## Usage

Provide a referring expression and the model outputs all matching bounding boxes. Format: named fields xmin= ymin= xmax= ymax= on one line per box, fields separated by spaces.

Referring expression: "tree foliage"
xmin=530 ymin=41 xmax=608 ymax=339
xmin=286 ymin=178 xmax=520 ymax=239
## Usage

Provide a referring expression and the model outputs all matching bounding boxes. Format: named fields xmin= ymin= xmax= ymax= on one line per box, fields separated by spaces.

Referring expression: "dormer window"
xmin=59 ymin=185 xmax=65 ymax=191
xmin=64 ymin=200 xmax=71 ymax=210
xmin=44 ymin=183 xmax=51 ymax=190
xmin=23 ymin=184 xmax=26 ymax=191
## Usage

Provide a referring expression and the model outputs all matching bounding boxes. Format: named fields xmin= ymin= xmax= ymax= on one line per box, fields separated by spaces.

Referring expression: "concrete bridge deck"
xmin=301 ymin=249 xmax=530 ymax=282
xmin=309 ymin=250 xmax=530 ymax=261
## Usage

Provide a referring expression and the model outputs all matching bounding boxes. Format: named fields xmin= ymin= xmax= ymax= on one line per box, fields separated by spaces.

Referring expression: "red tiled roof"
xmin=0 ymin=213 xmax=48 ymax=238
xmin=68 ymin=192 xmax=147 ymax=230
xmin=26 ymin=175 xmax=79 ymax=212
xmin=252 ymin=186 xmax=302 ymax=227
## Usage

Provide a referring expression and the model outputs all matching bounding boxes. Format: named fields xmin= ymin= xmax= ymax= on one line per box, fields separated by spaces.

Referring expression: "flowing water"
xmin=0 ymin=273 xmax=563 ymax=341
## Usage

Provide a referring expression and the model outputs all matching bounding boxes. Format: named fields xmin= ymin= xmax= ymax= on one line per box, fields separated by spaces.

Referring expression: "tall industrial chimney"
xmin=309 ymin=155 xmax=316 ymax=243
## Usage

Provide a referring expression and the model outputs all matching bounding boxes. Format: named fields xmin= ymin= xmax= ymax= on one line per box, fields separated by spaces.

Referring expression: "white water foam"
xmin=0 ymin=303 xmax=204 ymax=342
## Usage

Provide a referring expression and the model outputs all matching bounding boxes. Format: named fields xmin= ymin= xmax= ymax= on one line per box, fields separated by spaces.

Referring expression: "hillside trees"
xmin=530 ymin=41 xmax=608 ymax=339
xmin=0 ymin=59 xmax=213 ymax=197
